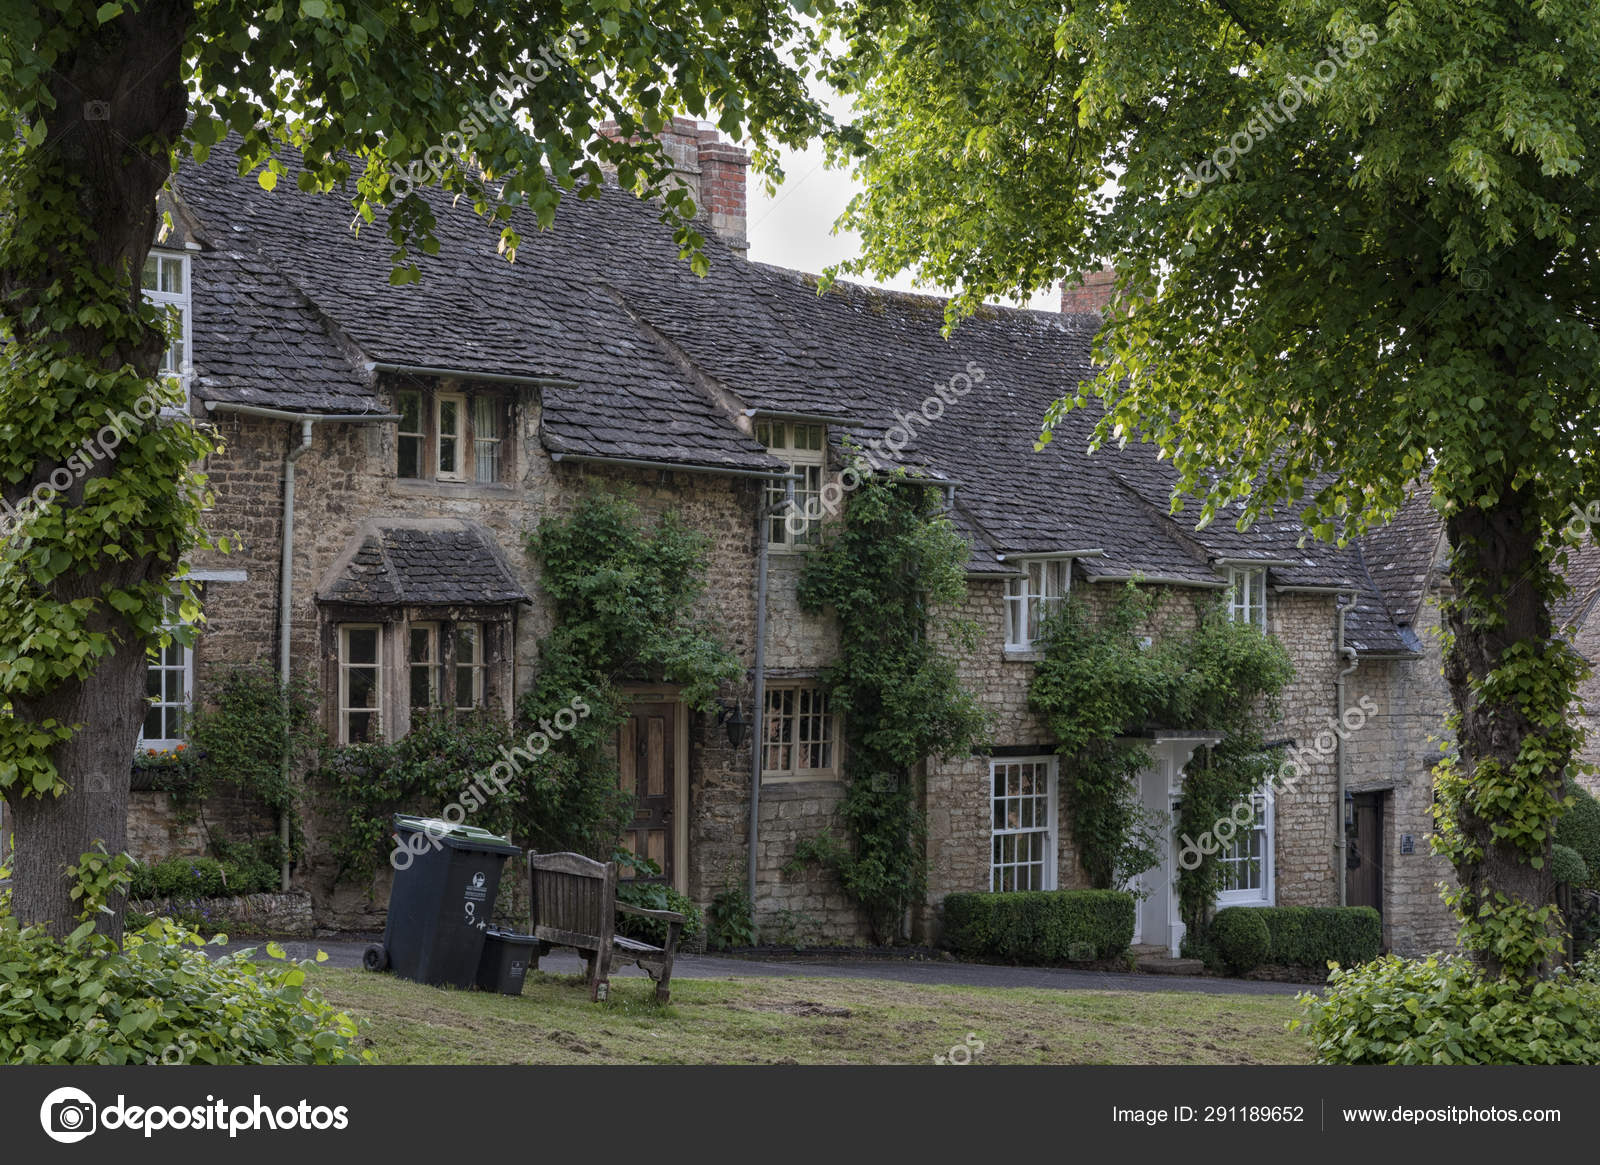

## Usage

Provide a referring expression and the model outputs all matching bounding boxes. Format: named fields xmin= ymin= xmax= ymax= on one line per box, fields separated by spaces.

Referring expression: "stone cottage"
xmin=16 ymin=119 xmax=1590 ymax=954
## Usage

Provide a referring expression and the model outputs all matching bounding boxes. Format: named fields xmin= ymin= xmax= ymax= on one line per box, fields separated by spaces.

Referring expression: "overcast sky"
xmin=742 ymin=131 xmax=1059 ymax=312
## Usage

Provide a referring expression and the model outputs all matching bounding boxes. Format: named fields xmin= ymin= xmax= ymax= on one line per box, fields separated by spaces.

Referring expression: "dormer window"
xmin=1005 ymin=559 xmax=1070 ymax=650
xmin=141 ymin=251 xmax=190 ymax=412
xmin=756 ymin=420 xmax=825 ymax=548
xmin=395 ymin=386 xmax=510 ymax=484
xmin=1227 ymin=567 xmax=1267 ymax=629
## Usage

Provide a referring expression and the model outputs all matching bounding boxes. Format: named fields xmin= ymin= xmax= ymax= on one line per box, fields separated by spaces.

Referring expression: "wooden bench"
xmin=526 ymin=851 xmax=687 ymax=1002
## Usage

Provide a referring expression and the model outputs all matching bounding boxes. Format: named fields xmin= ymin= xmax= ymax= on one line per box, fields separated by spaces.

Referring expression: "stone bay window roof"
xmin=318 ymin=522 xmax=528 ymax=609
xmin=173 ymin=130 xmax=1444 ymax=658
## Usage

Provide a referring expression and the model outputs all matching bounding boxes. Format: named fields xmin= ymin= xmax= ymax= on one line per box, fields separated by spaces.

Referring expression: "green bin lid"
xmin=392 ymin=814 xmax=520 ymax=854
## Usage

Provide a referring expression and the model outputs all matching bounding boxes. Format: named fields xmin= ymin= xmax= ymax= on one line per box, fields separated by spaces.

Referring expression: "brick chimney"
xmin=1060 ymin=267 xmax=1118 ymax=315
xmin=597 ymin=116 xmax=749 ymax=253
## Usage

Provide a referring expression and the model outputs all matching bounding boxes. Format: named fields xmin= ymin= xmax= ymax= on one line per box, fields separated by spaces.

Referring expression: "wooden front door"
xmin=1345 ymin=792 xmax=1384 ymax=913
xmin=618 ymin=702 xmax=675 ymax=882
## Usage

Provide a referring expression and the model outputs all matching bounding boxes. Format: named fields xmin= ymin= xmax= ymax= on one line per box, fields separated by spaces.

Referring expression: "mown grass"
xmin=311 ymin=967 xmax=1312 ymax=1065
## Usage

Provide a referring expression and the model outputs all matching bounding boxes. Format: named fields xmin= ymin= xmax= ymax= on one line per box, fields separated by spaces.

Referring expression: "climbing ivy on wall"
xmin=317 ymin=489 xmax=741 ymax=878
xmin=794 ymin=465 xmax=990 ymax=942
xmin=1029 ymin=583 xmax=1292 ymax=924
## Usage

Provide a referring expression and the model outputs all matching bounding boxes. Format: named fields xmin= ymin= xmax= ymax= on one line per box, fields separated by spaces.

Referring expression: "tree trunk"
xmin=1440 ymin=484 xmax=1567 ymax=980
xmin=1 ymin=3 xmax=189 ymax=938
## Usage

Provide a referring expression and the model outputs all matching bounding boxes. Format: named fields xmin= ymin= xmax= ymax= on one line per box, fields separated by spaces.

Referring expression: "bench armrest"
xmin=615 ymin=902 xmax=688 ymax=924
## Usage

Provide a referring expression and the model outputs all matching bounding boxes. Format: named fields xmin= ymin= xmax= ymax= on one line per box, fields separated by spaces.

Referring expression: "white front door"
xmin=1132 ymin=749 xmax=1174 ymax=950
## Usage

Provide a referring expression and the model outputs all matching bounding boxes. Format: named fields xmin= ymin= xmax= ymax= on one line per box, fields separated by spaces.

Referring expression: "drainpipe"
xmin=1335 ymin=596 xmax=1360 ymax=907
xmin=204 ymin=402 xmax=400 ymax=892
xmin=276 ymin=420 xmax=313 ymax=891
xmin=747 ymin=480 xmax=794 ymax=910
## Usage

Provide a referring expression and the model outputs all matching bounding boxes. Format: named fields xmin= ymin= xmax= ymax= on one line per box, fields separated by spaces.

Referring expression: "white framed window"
xmin=407 ymin=622 xmax=440 ymax=713
xmin=1215 ymin=788 xmax=1274 ymax=906
xmin=990 ymin=756 xmax=1058 ymax=891
xmin=473 ymin=396 xmax=502 ymax=484
xmin=435 ymin=393 xmax=466 ymax=481
xmin=1227 ymin=567 xmax=1267 ymax=629
xmin=139 ymin=599 xmax=194 ymax=749
xmin=338 ymin=624 xmax=384 ymax=743
xmin=761 ymin=683 xmax=839 ymax=780
xmin=141 ymin=250 xmax=190 ymax=413
xmin=397 ymin=391 xmax=425 ymax=479
xmin=756 ymin=420 xmax=826 ymax=549
xmin=455 ymin=622 xmax=484 ymax=711
xmin=1004 ymin=559 xmax=1070 ymax=649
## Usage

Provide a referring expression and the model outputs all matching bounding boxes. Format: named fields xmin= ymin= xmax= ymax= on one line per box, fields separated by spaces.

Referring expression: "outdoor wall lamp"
xmin=717 ymin=702 xmax=748 ymax=750
xmin=1344 ymin=789 xmax=1356 ymax=829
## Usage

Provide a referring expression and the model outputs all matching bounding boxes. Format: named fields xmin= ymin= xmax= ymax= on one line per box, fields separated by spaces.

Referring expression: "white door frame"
xmin=1127 ymin=733 xmax=1221 ymax=956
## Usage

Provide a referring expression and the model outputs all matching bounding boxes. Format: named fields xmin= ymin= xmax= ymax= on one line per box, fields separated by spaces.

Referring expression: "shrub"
xmin=613 ymin=880 xmax=703 ymax=948
xmin=941 ymin=889 xmax=1134 ymax=962
xmin=1257 ymin=906 xmax=1383 ymax=969
xmin=128 ymin=854 xmax=279 ymax=901
xmin=1557 ymin=783 xmax=1600 ymax=888
xmin=0 ymin=849 xmax=366 ymax=1065
xmin=1298 ymin=954 xmax=1600 ymax=1064
xmin=1210 ymin=907 xmax=1271 ymax=974
xmin=707 ymin=883 xmax=757 ymax=950
xmin=1553 ymin=843 xmax=1590 ymax=887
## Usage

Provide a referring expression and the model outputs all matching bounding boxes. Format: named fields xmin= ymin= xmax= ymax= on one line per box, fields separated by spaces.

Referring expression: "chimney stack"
xmin=597 ymin=116 xmax=749 ymax=253
xmin=1060 ymin=267 xmax=1118 ymax=315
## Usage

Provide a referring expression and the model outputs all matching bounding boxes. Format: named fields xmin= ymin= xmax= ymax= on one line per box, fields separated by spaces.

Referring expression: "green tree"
xmin=0 ymin=0 xmax=828 ymax=936
xmin=825 ymin=0 xmax=1600 ymax=984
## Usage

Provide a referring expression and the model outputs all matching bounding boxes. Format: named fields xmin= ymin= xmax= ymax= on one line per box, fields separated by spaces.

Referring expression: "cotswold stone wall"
xmin=1345 ymin=597 xmax=1460 ymax=956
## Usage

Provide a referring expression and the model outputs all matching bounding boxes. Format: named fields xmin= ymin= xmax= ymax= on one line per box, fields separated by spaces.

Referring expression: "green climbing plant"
xmin=1029 ymin=583 xmax=1292 ymax=925
xmin=793 ymin=465 xmax=990 ymax=942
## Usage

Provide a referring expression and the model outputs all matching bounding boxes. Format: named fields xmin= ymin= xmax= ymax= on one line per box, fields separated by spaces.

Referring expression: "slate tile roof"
xmin=321 ymin=524 xmax=529 ymax=606
xmin=173 ymin=135 xmax=1447 ymax=654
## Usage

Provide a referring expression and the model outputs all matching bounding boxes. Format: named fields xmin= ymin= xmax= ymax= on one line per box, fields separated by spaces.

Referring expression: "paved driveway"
xmin=213 ymin=938 xmax=1308 ymax=996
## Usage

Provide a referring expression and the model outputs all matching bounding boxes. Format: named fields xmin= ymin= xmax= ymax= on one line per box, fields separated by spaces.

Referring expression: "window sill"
xmin=1002 ymin=647 xmax=1044 ymax=663
xmin=759 ymin=774 xmax=843 ymax=788
xmin=392 ymin=478 xmax=515 ymax=498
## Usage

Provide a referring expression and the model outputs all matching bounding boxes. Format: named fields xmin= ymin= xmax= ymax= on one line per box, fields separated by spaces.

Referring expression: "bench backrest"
xmin=528 ymin=851 xmax=617 ymax=949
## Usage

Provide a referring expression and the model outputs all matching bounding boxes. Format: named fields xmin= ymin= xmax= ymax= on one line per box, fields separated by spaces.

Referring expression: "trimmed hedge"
xmin=1257 ymin=905 xmax=1382 ymax=969
xmin=1211 ymin=907 xmax=1271 ymax=974
xmin=1558 ymin=783 xmax=1600 ymax=889
xmin=941 ymin=889 xmax=1134 ymax=962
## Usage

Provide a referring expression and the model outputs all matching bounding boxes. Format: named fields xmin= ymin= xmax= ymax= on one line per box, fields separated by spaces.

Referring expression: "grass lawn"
xmin=311 ymin=968 xmax=1313 ymax=1065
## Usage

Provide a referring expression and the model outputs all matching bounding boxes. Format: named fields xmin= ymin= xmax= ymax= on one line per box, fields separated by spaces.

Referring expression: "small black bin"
xmin=366 ymin=814 xmax=522 ymax=989
xmin=476 ymin=929 xmax=539 ymax=996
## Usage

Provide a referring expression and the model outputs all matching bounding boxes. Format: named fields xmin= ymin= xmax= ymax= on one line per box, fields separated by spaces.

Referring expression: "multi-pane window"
xmin=408 ymin=623 xmax=440 ymax=712
xmin=991 ymin=757 xmax=1057 ymax=891
xmin=398 ymin=391 xmax=425 ymax=479
xmin=436 ymin=393 xmax=465 ymax=481
xmin=1215 ymin=789 xmax=1273 ymax=905
xmin=141 ymin=251 xmax=190 ymax=409
xmin=1227 ymin=567 xmax=1267 ymax=629
xmin=339 ymin=625 xmax=383 ymax=743
xmin=141 ymin=600 xmax=193 ymax=749
xmin=455 ymin=622 xmax=484 ymax=711
xmin=1004 ymin=559 xmax=1070 ymax=649
xmin=395 ymin=388 xmax=507 ymax=483
xmin=473 ymin=397 xmax=501 ymax=484
xmin=761 ymin=684 xmax=838 ymax=779
xmin=756 ymin=420 xmax=826 ymax=548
